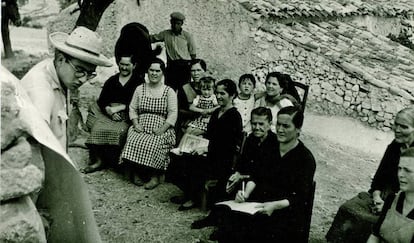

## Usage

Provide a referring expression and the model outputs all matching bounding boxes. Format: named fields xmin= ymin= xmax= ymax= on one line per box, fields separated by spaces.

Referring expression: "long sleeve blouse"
xmin=205 ymin=107 xmax=243 ymax=179
xmin=250 ymin=141 xmax=316 ymax=210
xmin=128 ymin=84 xmax=178 ymax=126
xmin=97 ymin=73 xmax=141 ymax=115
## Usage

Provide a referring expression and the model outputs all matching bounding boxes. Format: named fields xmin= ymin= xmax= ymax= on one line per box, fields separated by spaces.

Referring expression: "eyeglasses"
xmin=66 ymin=58 xmax=97 ymax=80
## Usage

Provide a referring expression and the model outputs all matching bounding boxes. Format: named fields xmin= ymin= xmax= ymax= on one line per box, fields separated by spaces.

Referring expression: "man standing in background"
xmin=151 ymin=12 xmax=196 ymax=90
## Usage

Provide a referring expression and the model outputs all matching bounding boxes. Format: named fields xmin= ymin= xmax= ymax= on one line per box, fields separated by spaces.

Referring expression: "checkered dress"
xmin=85 ymin=102 xmax=130 ymax=146
xmin=187 ymin=96 xmax=216 ymax=132
xmin=121 ymin=85 xmax=175 ymax=170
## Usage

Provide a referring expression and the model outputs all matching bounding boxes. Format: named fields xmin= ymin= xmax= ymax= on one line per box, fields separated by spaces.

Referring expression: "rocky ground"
xmin=1 ymin=1 xmax=398 ymax=242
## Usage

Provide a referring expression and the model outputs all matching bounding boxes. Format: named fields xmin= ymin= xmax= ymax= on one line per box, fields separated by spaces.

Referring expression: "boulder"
xmin=0 ymin=164 xmax=43 ymax=202
xmin=0 ymin=196 xmax=46 ymax=243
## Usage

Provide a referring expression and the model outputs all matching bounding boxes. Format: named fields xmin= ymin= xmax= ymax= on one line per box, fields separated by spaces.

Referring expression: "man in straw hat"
xmin=20 ymin=26 xmax=112 ymax=150
xmin=151 ymin=11 xmax=196 ymax=90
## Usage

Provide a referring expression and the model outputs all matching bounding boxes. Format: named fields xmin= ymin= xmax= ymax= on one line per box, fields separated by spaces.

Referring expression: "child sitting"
xmin=233 ymin=74 xmax=256 ymax=134
xmin=186 ymin=76 xmax=219 ymax=136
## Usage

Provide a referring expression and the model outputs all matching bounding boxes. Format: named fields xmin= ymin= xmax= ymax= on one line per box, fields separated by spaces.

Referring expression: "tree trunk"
xmin=75 ymin=0 xmax=114 ymax=31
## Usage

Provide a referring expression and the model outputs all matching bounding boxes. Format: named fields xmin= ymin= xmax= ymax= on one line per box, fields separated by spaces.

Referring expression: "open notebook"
xmin=216 ymin=200 xmax=263 ymax=215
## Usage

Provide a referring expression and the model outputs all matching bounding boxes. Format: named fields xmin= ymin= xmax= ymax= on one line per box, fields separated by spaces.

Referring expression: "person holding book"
xmin=212 ymin=106 xmax=316 ymax=242
xmin=191 ymin=106 xmax=279 ymax=229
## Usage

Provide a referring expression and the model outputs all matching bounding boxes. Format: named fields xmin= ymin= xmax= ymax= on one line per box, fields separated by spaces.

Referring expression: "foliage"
xmin=387 ymin=30 xmax=414 ymax=50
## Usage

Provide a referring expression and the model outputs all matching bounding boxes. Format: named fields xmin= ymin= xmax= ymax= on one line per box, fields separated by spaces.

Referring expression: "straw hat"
xmin=49 ymin=26 xmax=112 ymax=67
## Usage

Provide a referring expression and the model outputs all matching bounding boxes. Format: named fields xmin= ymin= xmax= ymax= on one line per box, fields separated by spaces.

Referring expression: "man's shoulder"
xmin=20 ymin=59 xmax=54 ymax=89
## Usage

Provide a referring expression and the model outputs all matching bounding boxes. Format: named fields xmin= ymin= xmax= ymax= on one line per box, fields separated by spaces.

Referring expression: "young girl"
xmin=186 ymin=76 xmax=219 ymax=135
xmin=233 ymin=74 xmax=256 ymax=134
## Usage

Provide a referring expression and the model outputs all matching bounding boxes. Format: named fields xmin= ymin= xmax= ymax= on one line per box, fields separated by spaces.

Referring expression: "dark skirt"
xmin=326 ymin=192 xmax=379 ymax=243
xmin=85 ymin=102 xmax=129 ymax=147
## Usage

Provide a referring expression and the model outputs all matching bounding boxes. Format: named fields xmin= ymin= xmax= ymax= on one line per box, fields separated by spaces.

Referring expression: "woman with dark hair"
xmin=255 ymin=72 xmax=297 ymax=133
xmin=121 ymin=58 xmax=177 ymax=190
xmin=173 ymin=79 xmax=243 ymax=210
xmin=367 ymin=148 xmax=414 ymax=243
xmin=327 ymin=107 xmax=414 ymax=243
xmin=83 ymin=54 xmax=140 ymax=173
xmin=278 ymin=73 xmax=301 ymax=102
xmin=208 ymin=105 xmax=316 ymax=242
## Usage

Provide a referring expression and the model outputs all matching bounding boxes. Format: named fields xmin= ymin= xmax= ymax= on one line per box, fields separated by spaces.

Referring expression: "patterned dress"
xmin=187 ymin=95 xmax=218 ymax=132
xmin=85 ymin=73 xmax=139 ymax=147
xmin=121 ymin=84 xmax=176 ymax=170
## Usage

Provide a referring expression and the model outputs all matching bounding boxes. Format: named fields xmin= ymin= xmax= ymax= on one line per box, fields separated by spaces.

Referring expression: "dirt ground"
xmin=1 ymin=6 xmax=396 ymax=242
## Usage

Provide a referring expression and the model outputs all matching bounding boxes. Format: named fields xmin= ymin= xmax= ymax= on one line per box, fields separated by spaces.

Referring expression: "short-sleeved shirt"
xmin=151 ymin=29 xmax=196 ymax=61
xmin=20 ymin=58 xmax=68 ymax=149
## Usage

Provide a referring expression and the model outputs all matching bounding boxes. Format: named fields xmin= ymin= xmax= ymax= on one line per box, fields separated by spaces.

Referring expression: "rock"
xmin=321 ymin=82 xmax=335 ymax=91
xmin=0 ymin=164 xmax=43 ymax=201
xmin=368 ymin=116 xmax=376 ymax=124
xmin=0 ymin=196 xmax=46 ymax=243
xmin=326 ymin=92 xmax=344 ymax=105
xmin=345 ymin=83 xmax=353 ymax=89
xmin=351 ymin=84 xmax=359 ymax=92
xmin=361 ymin=100 xmax=371 ymax=110
xmin=376 ymin=114 xmax=385 ymax=122
xmin=382 ymin=127 xmax=391 ymax=132
xmin=310 ymin=77 xmax=320 ymax=84
xmin=310 ymin=84 xmax=321 ymax=96
xmin=371 ymin=101 xmax=382 ymax=112
xmin=335 ymin=87 xmax=345 ymax=96
xmin=337 ymin=79 xmax=345 ymax=86
xmin=384 ymin=113 xmax=394 ymax=120
xmin=343 ymin=101 xmax=351 ymax=108
xmin=1 ymin=137 xmax=31 ymax=169
xmin=361 ymin=117 xmax=369 ymax=122
xmin=362 ymin=108 xmax=370 ymax=115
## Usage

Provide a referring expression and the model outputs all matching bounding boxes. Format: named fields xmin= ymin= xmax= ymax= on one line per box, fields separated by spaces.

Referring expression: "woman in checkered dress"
xmin=83 ymin=55 xmax=141 ymax=173
xmin=121 ymin=58 xmax=177 ymax=190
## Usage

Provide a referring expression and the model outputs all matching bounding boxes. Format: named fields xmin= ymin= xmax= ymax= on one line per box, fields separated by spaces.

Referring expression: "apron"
xmin=121 ymin=84 xmax=175 ymax=170
xmin=380 ymin=192 xmax=414 ymax=243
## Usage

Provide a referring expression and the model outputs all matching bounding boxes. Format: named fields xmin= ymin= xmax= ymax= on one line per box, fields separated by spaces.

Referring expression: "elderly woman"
xmin=327 ymin=107 xmax=414 ymax=243
xmin=212 ymin=106 xmax=316 ymax=242
xmin=121 ymin=58 xmax=177 ymax=190
xmin=367 ymin=147 xmax=414 ymax=243
xmin=83 ymin=54 xmax=141 ymax=173
xmin=172 ymin=79 xmax=243 ymax=210
xmin=255 ymin=72 xmax=296 ymax=132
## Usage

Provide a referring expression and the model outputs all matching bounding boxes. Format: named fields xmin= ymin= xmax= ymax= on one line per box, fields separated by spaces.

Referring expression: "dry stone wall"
xmin=250 ymin=28 xmax=410 ymax=131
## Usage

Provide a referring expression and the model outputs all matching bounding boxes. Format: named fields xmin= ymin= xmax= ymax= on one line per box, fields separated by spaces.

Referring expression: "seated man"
xmin=213 ymin=106 xmax=316 ymax=242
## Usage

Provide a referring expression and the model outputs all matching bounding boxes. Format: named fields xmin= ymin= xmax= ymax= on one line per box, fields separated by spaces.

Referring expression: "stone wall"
xmin=250 ymin=30 xmax=411 ymax=131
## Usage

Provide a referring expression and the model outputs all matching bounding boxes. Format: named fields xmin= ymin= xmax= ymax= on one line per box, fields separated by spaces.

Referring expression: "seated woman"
xmin=233 ymin=74 xmax=257 ymax=134
xmin=83 ymin=54 xmax=141 ymax=173
xmin=214 ymin=106 xmax=316 ymax=242
xmin=255 ymin=72 xmax=297 ymax=133
xmin=327 ymin=107 xmax=414 ymax=243
xmin=171 ymin=79 xmax=242 ymax=210
xmin=176 ymin=59 xmax=207 ymax=136
xmin=185 ymin=76 xmax=219 ymax=136
xmin=121 ymin=58 xmax=177 ymax=190
xmin=367 ymin=148 xmax=414 ymax=243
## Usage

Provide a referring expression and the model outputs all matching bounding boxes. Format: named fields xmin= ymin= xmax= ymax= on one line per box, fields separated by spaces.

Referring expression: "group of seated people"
xmin=80 ymin=22 xmax=414 ymax=243
xmin=327 ymin=107 xmax=414 ymax=243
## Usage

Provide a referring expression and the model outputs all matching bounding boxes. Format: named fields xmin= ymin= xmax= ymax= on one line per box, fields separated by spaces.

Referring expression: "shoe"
xmin=170 ymin=195 xmax=187 ymax=204
xmin=132 ymin=174 xmax=144 ymax=186
xmin=191 ymin=216 xmax=215 ymax=229
xmin=144 ymin=176 xmax=160 ymax=190
xmin=178 ymin=200 xmax=196 ymax=211
xmin=81 ymin=163 xmax=104 ymax=174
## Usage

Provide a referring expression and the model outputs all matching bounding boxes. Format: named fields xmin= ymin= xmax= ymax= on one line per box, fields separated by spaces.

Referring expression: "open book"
xmin=177 ymin=133 xmax=209 ymax=154
xmin=216 ymin=200 xmax=262 ymax=215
